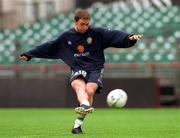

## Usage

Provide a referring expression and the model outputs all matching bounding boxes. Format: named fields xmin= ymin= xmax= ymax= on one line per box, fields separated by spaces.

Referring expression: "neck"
xmin=74 ymin=26 xmax=80 ymax=33
xmin=74 ymin=26 xmax=87 ymax=34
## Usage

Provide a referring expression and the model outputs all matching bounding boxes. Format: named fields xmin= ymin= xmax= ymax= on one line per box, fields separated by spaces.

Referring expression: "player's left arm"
xmin=129 ymin=35 xmax=143 ymax=41
xmin=127 ymin=34 xmax=143 ymax=47
xmin=99 ymin=28 xmax=142 ymax=49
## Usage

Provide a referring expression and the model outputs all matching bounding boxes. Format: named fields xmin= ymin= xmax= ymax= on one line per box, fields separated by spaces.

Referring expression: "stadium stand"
xmin=0 ymin=2 xmax=179 ymax=65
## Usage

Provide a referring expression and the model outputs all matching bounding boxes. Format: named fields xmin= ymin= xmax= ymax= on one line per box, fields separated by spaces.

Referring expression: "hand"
xmin=129 ymin=35 xmax=143 ymax=41
xmin=19 ymin=55 xmax=28 ymax=61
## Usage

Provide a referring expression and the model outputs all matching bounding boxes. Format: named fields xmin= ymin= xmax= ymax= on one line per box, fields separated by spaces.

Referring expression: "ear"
xmin=74 ymin=20 xmax=78 ymax=25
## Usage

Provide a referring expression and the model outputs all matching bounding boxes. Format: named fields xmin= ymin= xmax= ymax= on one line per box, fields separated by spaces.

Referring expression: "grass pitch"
xmin=0 ymin=108 xmax=179 ymax=138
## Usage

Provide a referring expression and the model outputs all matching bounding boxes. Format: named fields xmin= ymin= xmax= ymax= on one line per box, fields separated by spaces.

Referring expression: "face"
xmin=75 ymin=18 xmax=90 ymax=33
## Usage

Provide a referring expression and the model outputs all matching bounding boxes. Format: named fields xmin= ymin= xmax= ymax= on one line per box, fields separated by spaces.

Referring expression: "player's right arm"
xmin=19 ymin=34 xmax=64 ymax=61
xmin=19 ymin=54 xmax=31 ymax=61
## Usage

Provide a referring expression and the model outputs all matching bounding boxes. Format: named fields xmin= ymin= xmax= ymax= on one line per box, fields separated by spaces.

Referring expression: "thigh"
xmin=71 ymin=78 xmax=86 ymax=91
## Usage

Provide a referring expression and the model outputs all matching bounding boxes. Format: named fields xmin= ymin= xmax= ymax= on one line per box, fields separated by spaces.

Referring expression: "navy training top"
xmin=23 ymin=27 xmax=137 ymax=71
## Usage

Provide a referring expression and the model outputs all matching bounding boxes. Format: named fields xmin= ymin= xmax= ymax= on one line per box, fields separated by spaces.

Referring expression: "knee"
xmin=85 ymin=87 xmax=95 ymax=97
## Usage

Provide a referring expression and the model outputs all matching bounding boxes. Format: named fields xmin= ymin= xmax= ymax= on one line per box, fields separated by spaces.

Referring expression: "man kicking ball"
xmin=19 ymin=9 xmax=142 ymax=134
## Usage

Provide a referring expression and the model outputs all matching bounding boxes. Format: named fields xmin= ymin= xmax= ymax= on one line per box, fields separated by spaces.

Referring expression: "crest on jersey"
xmin=77 ymin=45 xmax=84 ymax=53
xmin=87 ymin=37 xmax=92 ymax=44
xmin=68 ymin=41 xmax=72 ymax=45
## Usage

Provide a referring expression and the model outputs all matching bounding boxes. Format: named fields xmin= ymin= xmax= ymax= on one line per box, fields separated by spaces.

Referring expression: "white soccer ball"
xmin=107 ymin=89 xmax=128 ymax=108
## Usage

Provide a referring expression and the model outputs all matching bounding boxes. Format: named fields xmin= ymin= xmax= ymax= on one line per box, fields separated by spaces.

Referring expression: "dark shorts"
xmin=70 ymin=69 xmax=104 ymax=93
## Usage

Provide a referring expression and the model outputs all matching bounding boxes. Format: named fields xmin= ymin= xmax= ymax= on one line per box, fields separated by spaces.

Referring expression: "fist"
xmin=129 ymin=35 xmax=143 ymax=41
xmin=19 ymin=54 xmax=32 ymax=61
xmin=19 ymin=55 xmax=28 ymax=61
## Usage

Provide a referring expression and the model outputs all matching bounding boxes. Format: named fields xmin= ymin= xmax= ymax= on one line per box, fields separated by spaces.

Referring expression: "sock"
xmin=73 ymin=117 xmax=84 ymax=128
xmin=81 ymin=100 xmax=90 ymax=106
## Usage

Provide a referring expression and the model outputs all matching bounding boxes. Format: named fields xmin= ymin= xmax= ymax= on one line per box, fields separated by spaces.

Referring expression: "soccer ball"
xmin=107 ymin=89 xmax=128 ymax=108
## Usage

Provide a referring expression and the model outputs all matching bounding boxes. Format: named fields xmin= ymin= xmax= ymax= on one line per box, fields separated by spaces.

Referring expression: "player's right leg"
xmin=71 ymin=78 xmax=88 ymax=105
xmin=71 ymin=78 xmax=94 ymax=114
xmin=71 ymin=78 xmax=93 ymax=134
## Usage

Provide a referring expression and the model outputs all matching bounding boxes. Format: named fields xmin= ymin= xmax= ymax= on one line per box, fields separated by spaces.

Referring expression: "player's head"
xmin=74 ymin=9 xmax=90 ymax=33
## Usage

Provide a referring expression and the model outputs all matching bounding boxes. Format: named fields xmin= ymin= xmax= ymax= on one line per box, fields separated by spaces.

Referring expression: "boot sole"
xmin=74 ymin=107 xmax=94 ymax=114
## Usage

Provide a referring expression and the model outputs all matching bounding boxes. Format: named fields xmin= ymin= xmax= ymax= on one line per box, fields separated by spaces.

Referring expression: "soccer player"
xmin=19 ymin=9 xmax=142 ymax=134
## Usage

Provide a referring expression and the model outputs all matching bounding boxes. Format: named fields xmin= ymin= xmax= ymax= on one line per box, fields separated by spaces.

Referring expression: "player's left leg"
xmin=85 ymin=82 xmax=98 ymax=105
xmin=86 ymin=68 xmax=104 ymax=105
xmin=72 ymin=113 xmax=86 ymax=134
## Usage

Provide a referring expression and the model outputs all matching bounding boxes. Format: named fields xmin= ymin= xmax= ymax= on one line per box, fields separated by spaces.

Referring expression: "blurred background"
xmin=0 ymin=0 xmax=179 ymax=108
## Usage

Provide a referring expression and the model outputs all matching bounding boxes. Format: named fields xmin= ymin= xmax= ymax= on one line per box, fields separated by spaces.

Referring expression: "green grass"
xmin=0 ymin=108 xmax=180 ymax=138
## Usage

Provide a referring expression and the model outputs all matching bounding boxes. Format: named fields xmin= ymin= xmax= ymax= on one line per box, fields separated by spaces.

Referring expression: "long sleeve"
xmin=23 ymin=36 xmax=63 ymax=60
xmin=99 ymin=28 xmax=137 ymax=49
